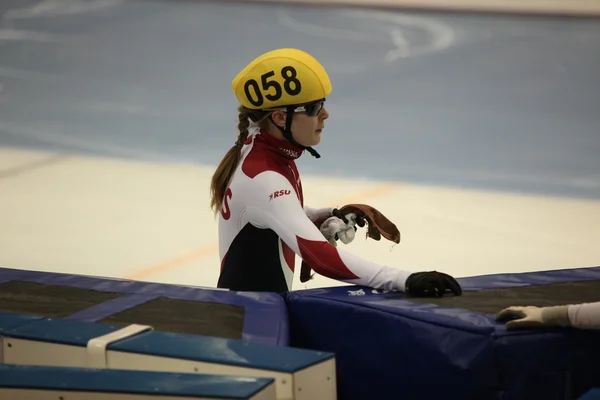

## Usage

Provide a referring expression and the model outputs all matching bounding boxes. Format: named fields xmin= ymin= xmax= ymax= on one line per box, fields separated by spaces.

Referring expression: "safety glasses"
xmin=294 ymin=99 xmax=325 ymax=116
xmin=263 ymin=99 xmax=325 ymax=117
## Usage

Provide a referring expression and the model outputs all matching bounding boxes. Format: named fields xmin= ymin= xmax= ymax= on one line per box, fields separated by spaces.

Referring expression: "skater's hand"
xmin=405 ymin=271 xmax=462 ymax=297
xmin=332 ymin=207 xmax=366 ymax=230
xmin=318 ymin=210 xmax=363 ymax=246
xmin=336 ymin=204 xmax=398 ymax=243
xmin=496 ymin=305 xmax=570 ymax=329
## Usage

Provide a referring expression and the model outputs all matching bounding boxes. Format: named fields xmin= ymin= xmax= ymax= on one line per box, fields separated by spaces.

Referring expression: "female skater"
xmin=210 ymin=48 xmax=462 ymax=296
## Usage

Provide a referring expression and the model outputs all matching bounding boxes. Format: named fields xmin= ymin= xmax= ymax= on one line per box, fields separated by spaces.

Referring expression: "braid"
xmin=209 ymin=105 xmax=253 ymax=215
xmin=235 ymin=105 xmax=251 ymax=148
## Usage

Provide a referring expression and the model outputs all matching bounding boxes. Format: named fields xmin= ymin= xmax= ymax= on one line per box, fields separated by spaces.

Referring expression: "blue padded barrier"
xmin=286 ymin=266 xmax=600 ymax=400
xmin=0 ymin=266 xmax=289 ymax=345
xmin=0 ymin=364 xmax=276 ymax=399
xmin=0 ymin=311 xmax=336 ymax=400
xmin=0 ymin=314 xmax=334 ymax=374
xmin=0 ymin=313 xmax=44 ymax=331
xmin=580 ymin=389 xmax=600 ymax=400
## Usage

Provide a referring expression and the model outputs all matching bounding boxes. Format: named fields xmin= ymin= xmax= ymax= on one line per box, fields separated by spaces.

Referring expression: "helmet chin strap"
xmin=269 ymin=106 xmax=321 ymax=159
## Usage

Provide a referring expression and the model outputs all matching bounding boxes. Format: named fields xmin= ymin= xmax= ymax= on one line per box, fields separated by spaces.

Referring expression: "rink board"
xmin=0 ymin=364 xmax=277 ymax=400
xmin=0 ymin=313 xmax=336 ymax=400
xmin=286 ymin=266 xmax=600 ymax=400
xmin=0 ymin=266 xmax=289 ymax=346
xmin=580 ymin=389 xmax=600 ymax=400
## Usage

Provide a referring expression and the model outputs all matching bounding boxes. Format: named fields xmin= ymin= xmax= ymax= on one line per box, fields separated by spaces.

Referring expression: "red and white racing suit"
xmin=217 ymin=128 xmax=412 ymax=293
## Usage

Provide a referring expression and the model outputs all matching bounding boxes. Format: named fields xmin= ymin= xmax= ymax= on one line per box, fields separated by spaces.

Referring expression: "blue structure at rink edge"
xmin=286 ymin=266 xmax=600 ymax=400
xmin=580 ymin=389 xmax=600 ymax=400
xmin=0 ymin=265 xmax=599 ymax=399
xmin=0 ymin=267 xmax=289 ymax=346
xmin=0 ymin=309 xmax=336 ymax=399
xmin=0 ymin=364 xmax=277 ymax=400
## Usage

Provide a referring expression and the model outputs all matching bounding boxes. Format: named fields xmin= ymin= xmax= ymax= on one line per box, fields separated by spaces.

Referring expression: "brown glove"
xmin=300 ymin=204 xmax=401 ymax=283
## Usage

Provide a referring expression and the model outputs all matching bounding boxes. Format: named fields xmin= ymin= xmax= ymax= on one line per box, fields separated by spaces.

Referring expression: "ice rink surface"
xmin=0 ymin=0 xmax=599 ymax=290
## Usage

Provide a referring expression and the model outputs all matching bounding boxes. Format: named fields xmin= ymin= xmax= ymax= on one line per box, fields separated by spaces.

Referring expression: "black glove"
xmin=405 ymin=271 xmax=462 ymax=297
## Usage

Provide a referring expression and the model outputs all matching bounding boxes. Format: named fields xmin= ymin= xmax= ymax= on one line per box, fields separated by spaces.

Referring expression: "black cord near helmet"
xmin=268 ymin=106 xmax=321 ymax=159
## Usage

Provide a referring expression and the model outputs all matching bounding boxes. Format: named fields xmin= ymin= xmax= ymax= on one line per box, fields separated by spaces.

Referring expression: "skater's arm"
xmin=304 ymin=205 xmax=335 ymax=222
xmin=244 ymin=171 xmax=413 ymax=291
xmin=568 ymin=302 xmax=600 ymax=329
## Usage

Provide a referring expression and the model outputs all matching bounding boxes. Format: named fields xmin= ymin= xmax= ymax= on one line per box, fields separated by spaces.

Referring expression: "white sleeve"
xmin=568 ymin=302 xmax=600 ymax=329
xmin=245 ymin=171 xmax=412 ymax=291
xmin=304 ymin=205 xmax=334 ymax=222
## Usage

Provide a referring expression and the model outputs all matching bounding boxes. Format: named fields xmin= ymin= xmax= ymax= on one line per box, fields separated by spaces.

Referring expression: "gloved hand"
xmin=319 ymin=209 xmax=365 ymax=246
xmin=336 ymin=204 xmax=399 ymax=243
xmin=495 ymin=305 xmax=571 ymax=329
xmin=301 ymin=204 xmax=399 ymax=283
xmin=405 ymin=271 xmax=462 ymax=297
xmin=332 ymin=208 xmax=366 ymax=230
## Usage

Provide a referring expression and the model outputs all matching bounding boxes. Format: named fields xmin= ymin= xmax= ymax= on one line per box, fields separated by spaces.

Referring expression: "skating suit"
xmin=216 ymin=128 xmax=412 ymax=293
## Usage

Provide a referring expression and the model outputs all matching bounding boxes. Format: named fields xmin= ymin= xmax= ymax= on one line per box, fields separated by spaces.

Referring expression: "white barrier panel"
xmin=226 ymin=0 xmax=600 ymax=16
xmin=0 ymin=364 xmax=277 ymax=400
xmin=0 ymin=312 xmax=337 ymax=400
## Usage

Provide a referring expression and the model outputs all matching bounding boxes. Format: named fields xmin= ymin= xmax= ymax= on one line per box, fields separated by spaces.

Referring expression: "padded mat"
xmin=0 ymin=281 xmax=122 ymax=318
xmin=0 ymin=267 xmax=290 ymax=345
xmin=100 ymin=297 xmax=246 ymax=339
xmin=403 ymin=279 xmax=600 ymax=314
xmin=286 ymin=266 xmax=600 ymax=400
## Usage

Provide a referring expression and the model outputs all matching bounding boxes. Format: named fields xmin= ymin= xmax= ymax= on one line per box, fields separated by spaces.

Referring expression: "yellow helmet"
xmin=232 ymin=48 xmax=332 ymax=110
